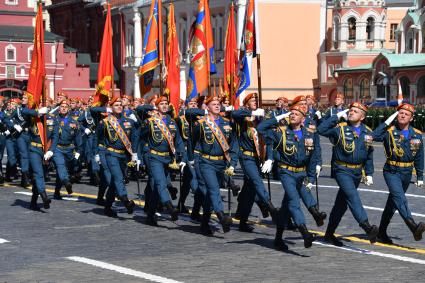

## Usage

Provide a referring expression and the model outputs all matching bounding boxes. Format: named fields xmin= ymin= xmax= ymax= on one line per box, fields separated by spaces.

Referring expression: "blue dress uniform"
xmin=140 ymin=98 xmax=186 ymax=225
xmin=4 ymin=106 xmax=18 ymax=181
xmin=10 ymin=105 xmax=32 ymax=187
xmin=186 ymin=103 xmax=239 ymax=235
xmin=97 ymin=101 xmax=139 ymax=217
xmin=372 ymin=104 xmax=425 ymax=243
xmin=0 ymin=108 xmax=10 ymax=183
xmin=318 ymin=102 xmax=379 ymax=246
xmin=20 ymin=108 xmax=57 ymax=210
xmin=231 ymin=107 xmax=279 ymax=232
xmin=51 ymin=111 xmax=83 ymax=198
xmin=176 ymin=112 xmax=199 ymax=212
xmin=258 ymin=105 xmax=321 ymax=249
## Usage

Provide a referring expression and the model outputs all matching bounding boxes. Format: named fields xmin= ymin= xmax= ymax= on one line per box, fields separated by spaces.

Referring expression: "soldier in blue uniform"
xmin=50 ymin=100 xmax=82 ymax=199
xmin=258 ymin=104 xmax=321 ymax=250
xmin=372 ymin=103 xmax=425 ymax=243
xmin=232 ymin=93 xmax=279 ymax=232
xmin=19 ymin=103 xmax=53 ymax=210
xmin=79 ymin=107 xmax=100 ymax=186
xmin=186 ymin=95 xmax=239 ymax=235
xmin=324 ymin=93 xmax=345 ymax=119
xmin=4 ymin=98 xmax=20 ymax=182
xmin=318 ymin=102 xmax=378 ymax=246
xmin=0 ymin=96 xmax=9 ymax=184
xmin=141 ymin=96 xmax=186 ymax=225
xmin=272 ymin=97 xmax=289 ymax=117
xmin=95 ymin=97 xmax=139 ymax=217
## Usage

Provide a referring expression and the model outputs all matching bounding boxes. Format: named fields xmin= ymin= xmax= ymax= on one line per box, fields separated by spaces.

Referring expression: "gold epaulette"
xmin=414 ymin=128 xmax=422 ymax=134
xmin=278 ymin=125 xmax=287 ymax=133
xmin=222 ymin=117 xmax=230 ymax=122
xmin=365 ymin=125 xmax=372 ymax=132
xmin=338 ymin=122 xmax=347 ymax=127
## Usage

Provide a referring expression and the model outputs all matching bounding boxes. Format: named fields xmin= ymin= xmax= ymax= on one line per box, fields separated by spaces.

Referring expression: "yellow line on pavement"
xmin=3 ymin=182 xmax=425 ymax=255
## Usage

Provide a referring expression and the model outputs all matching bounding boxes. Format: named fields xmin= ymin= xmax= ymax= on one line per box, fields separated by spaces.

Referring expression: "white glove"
xmin=38 ymin=107 xmax=48 ymax=115
xmin=94 ymin=154 xmax=100 ymax=164
xmin=4 ymin=130 xmax=10 ymax=136
xmin=14 ymin=125 xmax=23 ymax=133
xmin=128 ymin=113 xmax=138 ymax=122
xmin=136 ymin=159 xmax=141 ymax=171
xmin=179 ymin=162 xmax=186 ymax=173
xmin=337 ymin=109 xmax=349 ymax=120
xmin=261 ymin=159 xmax=274 ymax=174
xmin=306 ymin=183 xmax=314 ymax=191
xmin=225 ymin=106 xmax=234 ymax=112
xmin=188 ymin=160 xmax=195 ymax=169
xmin=365 ymin=176 xmax=373 ymax=186
xmin=131 ymin=153 xmax=138 ymax=163
xmin=252 ymin=108 xmax=265 ymax=117
xmin=84 ymin=128 xmax=92 ymax=135
xmin=315 ymin=110 xmax=322 ymax=119
xmin=416 ymin=180 xmax=424 ymax=188
xmin=44 ymin=151 xmax=53 ymax=161
xmin=385 ymin=111 xmax=399 ymax=126
xmin=204 ymin=109 xmax=209 ymax=115
xmin=316 ymin=165 xmax=322 ymax=177
xmin=74 ymin=152 xmax=80 ymax=160
xmin=106 ymin=107 xmax=112 ymax=113
xmin=275 ymin=112 xmax=291 ymax=122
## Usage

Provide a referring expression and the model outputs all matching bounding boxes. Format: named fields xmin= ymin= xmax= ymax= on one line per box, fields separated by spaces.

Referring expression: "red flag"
xmin=224 ymin=3 xmax=238 ymax=107
xmin=165 ymin=2 xmax=180 ymax=116
xmin=27 ymin=3 xmax=45 ymax=109
xmin=93 ymin=4 xmax=114 ymax=106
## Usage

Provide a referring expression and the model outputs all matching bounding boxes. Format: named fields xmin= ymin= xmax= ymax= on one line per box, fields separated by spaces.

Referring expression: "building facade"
xmin=0 ymin=0 xmax=92 ymax=99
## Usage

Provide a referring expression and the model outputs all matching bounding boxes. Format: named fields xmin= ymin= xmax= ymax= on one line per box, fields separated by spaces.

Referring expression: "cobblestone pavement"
xmin=1 ymin=138 xmax=425 ymax=282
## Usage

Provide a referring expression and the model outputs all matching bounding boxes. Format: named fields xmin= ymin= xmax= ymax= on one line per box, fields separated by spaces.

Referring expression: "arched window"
xmin=343 ymin=77 xmax=353 ymax=99
xmin=406 ymin=26 xmax=414 ymax=52
xmin=348 ymin=17 xmax=356 ymax=41
xmin=417 ymin=76 xmax=425 ymax=101
xmin=360 ymin=78 xmax=370 ymax=99
xmin=366 ymin=17 xmax=375 ymax=40
xmin=5 ymin=44 xmax=16 ymax=61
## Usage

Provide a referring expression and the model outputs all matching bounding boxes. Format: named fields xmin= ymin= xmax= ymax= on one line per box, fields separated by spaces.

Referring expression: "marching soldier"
xmin=140 ymin=96 xmax=186 ymax=225
xmin=51 ymin=100 xmax=82 ymax=199
xmin=4 ymin=98 xmax=20 ymax=182
xmin=372 ymin=104 xmax=425 ymax=243
xmin=324 ymin=93 xmax=345 ymax=119
xmin=96 ymin=97 xmax=139 ymax=217
xmin=318 ymin=102 xmax=378 ymax=246
xmin=272 ymin=97 xmax=289 ymax=117
xmin=0 ymin=96 xmax=9 ymax=184
xmin=186 ymin=95 xmax=238 ymax=235
xmin=258 ymin=104 xmax=321 ymax=250
xmin=232 ymin=93 xmax=279 ymax=232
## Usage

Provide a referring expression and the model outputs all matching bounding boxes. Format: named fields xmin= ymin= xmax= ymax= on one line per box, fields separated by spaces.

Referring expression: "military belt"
xmin=335 ymin=161 xmax=363 ymax=169
xmin=194 ymin=150 xmax=201 ymax=155
xmin=150 ymin=149 xmax=170 ymax=156
xmin=386 ymin=160 xmax=414 ymax=168
xmin=98 ymin=144 xmax=105 ymax=148
xmin=30 ymin=142 xmax=43 ymax=148
xmin=278 ymin=163 xmax=306 ymax=172
xmin=57 ymin=144 xmax=73 ymax=149
xmin=240 ymin=148 xmax=258 ymax=157
xmin=201 ymin=154 xmax=224 ymax=161
xmin=107 ymin=147 xmax=125 ymax=154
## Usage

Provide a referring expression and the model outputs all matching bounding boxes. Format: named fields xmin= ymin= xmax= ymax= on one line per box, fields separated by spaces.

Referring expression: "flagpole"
xmin=256 ymin=54 xmax=262 ymax=108
xmin=159 ymin=0 xmax=164 ymax=95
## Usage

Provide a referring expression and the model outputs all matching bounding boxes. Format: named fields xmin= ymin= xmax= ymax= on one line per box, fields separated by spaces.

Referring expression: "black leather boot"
xmin=377 ymin=216 xmax=393 ymax=244
xmin=21 ymin=172 xmax=30 ymax=187
xmin=5 ymin=164 xmax=12 ymax=182
xmin=200 ymin=213 xmax=213 ymax=236
xmin=0 ymin=172 xmax=4 ymax=184
xmin=274 ymin=227 xmax=288 ymax=251
xmin=29 ymin=193 xmax=39 ymax=210
xmin=167 ymin=185 xmax=178 ymax=200
xmin=308 ymin=205 xmax=327 ymax=227
xmin=165 ymin=201 xmax=178 ymax=221
xmin=53 ymin=187 xmax=62 ymax=200
xmin=405 ymin=218 xmax=425 ymax=241
xmin=257 ymin=201 xmax=270 ymax=218
xmin=239 ymin=216 xmax=254 ymax=233
xmin=216 ymin=211 xmax=232 ymax=233
xmin=178 ymin=201 xmax=189 ymax=214
xmin=267 ymin=201 xmax=279 ymax=224
xmin=121 ymin=196 xmax=135 ymax=214
xmin=65 ymin=182 xmax=73 ymax=194
xmin=298 ymin=224 xmax=314 ymax=248
xmin=324 ymin=227 xmax=343 ymax=247
xmin=145 ymin=213 xmax=158 ymax=226
xmin=39 ymin=191 xmax=51 ymax=209
xmin=360 ymin=221 xmax=379 ymax=243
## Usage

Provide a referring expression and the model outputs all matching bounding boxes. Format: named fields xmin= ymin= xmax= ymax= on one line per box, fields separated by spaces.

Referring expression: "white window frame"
xmin=5 ymin=0 xmax=18 ymax=6
xmin=28 ymin=45 xmax=34 ymax=62
xmin=5 ymin=44 xmax=16 ymax=62
xmin=328 ymin=64 xmax=335 ymax=78
xmin=6 ymin=65 xmax=16 ymax=79
xmin=20 ymin=65 xmax=25 ymax=76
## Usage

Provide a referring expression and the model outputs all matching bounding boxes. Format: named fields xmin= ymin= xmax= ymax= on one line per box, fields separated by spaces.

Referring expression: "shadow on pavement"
xmin=228 ymin=238 xmax=310 ymax=257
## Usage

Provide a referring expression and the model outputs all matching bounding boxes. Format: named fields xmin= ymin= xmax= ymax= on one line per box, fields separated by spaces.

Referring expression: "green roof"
xmin=0 ymin=25 xmax=64 ymax=43
xmin=89 ymin=63 xmax=120 ymax=82
xmin=378 ymin=52 xmax=425 ymax=68
xmin=407 ymin=11 xmax=420 ymax=25
xmin=76 ymin=53 xmax=92 ymax=66
xmin=336 ymin=63 xmax=372 ymax=72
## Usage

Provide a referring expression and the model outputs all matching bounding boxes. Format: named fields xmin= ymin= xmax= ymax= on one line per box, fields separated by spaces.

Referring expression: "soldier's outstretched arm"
xmin=135 ymin=105 xmax=155 ymax=121
xmin=317 ymin=115 xmax=340 ymax=138
xmin=21 ymin=108 xmax=38 ymax=117
xmin=257 ymin=117 xmax=278 ymax=137
xmin=230 ymin=109 xmax=251 ymax=123
xmin=185 ymin=108 xmax=206 ymax=122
